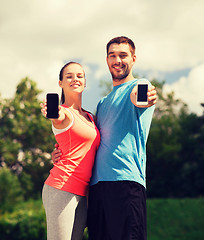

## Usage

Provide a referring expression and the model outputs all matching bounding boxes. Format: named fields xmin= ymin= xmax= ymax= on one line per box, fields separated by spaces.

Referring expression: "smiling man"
xmin=107 ymin=40 xmax=136 ymax=84
xmin=87 ymin=36 xmax=157 ymax=240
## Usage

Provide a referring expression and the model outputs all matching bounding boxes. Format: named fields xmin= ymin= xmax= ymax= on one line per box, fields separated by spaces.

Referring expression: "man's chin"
xmin=111 ymin=73 xmax=128 ymax=82
xmin=111 ymin=68 xmax=129 ymax=81
xmin=112 ymin=78 xmax=124 ymax=82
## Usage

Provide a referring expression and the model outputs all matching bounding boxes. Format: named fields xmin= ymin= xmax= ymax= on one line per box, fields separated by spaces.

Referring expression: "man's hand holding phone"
xmin=130 ymin=80 xmax=157 ymax=108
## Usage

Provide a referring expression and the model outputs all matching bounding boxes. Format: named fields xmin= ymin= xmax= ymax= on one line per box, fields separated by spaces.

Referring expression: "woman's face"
xmin=59 ymin=64 xmax=86 ymax=94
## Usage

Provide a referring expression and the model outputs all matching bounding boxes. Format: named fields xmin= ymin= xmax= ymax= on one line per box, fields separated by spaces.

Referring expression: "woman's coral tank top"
xmin=45 ymin=105 xmax=100 ymax=196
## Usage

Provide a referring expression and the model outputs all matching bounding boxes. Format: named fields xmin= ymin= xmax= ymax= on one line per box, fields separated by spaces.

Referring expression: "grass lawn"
xmin=147 ymin=198 xmax=204 ymax=240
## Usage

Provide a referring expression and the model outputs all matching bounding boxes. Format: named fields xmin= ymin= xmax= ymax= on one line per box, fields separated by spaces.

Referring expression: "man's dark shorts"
xmin=87 ymin=181 xmax=147 ymax=240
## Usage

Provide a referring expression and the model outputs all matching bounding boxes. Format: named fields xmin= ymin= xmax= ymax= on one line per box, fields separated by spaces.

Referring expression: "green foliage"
xmin=177 ymin=113 xmax=204 ymax=196
xmin=0 ymin=167 xmax=23 ymax=213
xmin=0 ymin=199 xmax=46 ymax=240
xmin=146 ymin=79 xmax=204 ymax=197
xmin=18 ymin=171 xmax=33 ymax=200
xmin=83 ymin=228 xmax=89 ymax=240
xmin=0 ymin=199 xmax=89 ymax=240
xmin=147 ymin=198 xmax=204 ymax=240
xmin=0 ymin=77 xmax=56 ymax=199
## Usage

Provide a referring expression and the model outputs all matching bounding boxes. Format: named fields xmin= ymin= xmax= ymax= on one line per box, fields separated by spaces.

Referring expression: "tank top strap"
xmin=61 ymin=104 xmax=95 ymax=124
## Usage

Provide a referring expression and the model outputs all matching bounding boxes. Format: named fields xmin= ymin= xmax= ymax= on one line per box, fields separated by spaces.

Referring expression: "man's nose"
xmin=115 ymin=56 xmax=122 ymax=64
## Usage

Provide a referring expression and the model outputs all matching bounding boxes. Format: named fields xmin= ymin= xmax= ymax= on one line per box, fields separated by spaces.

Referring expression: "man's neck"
xmin=112 ymin=74 xmax=134 ymax=87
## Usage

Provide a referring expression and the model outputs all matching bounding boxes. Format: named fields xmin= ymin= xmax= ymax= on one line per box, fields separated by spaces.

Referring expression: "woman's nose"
xmin=72 ymin=75 xmax=78 ymax=81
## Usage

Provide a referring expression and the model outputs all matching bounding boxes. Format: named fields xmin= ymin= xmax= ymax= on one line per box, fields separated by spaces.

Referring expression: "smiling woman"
xmin=40 ymin=61 xmax=100 ymax=240
xmin=58 ymin=62 xmax=86 ymax=105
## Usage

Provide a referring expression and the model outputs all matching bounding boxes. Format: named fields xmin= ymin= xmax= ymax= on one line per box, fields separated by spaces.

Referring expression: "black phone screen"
xmin=46 ymin=93 xmax=59 ymax=118
xmin=137 ymin=84 xmax=148 ymax=101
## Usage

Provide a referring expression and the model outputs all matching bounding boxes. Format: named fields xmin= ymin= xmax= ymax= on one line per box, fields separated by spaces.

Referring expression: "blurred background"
xmin=0 ymin=0 xmax=204 ymax=239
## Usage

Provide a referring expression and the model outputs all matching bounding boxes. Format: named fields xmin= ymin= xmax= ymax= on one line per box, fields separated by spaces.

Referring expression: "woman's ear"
xmin=59 ymin=80 xmax=62 ymax=88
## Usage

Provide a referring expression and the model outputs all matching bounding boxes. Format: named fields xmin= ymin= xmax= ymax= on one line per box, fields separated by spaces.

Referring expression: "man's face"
xmin=106 ymin=43 xmax=136 ymax=82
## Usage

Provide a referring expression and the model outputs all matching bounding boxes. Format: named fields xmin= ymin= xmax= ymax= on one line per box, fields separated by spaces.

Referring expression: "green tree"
xmin=176 ymin=111 xmax=204 ymax=197
xmin=146 ymin=80 xmax=188 ymax=197
xmin=0 ymin=166 xmax=23 ymax=213
xmin=0 ymin=77 xmax=56 ymax=199
xmin=146 ymin=80 xmax=204 ymax=197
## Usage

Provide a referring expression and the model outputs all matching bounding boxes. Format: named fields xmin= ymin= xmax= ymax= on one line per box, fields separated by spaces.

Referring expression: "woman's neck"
xmin=63 ymin=94 xmax=82 ymax=112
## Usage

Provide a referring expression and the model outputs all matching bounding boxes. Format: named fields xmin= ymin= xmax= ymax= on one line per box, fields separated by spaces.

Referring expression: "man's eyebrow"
xmin=108 ymin=51 xmax=114 ymax=55
xmin=119 ymin=52 xmax=128 ymax=55
xmin=108 ymin=51 xmax=128 ymax=55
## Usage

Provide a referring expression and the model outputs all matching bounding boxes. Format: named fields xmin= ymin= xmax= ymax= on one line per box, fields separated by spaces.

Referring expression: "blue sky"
xmin=0 ymin=0 xmax=203 ymax=115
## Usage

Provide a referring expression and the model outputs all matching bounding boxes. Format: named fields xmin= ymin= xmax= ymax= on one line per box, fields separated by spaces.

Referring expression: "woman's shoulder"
xmin=82 ymin=109 xmax=96 ymax=123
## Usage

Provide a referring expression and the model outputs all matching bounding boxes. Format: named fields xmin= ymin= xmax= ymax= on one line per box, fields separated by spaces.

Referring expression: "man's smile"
xmin=112 ymin=65 xmax=125 ymax=71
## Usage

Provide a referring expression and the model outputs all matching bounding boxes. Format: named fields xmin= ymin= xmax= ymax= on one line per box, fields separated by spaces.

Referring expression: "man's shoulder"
xmin=96 ymin=96 xmax=107 ymax=113
xmin=98 ymin=95 xmax=107 ymax=105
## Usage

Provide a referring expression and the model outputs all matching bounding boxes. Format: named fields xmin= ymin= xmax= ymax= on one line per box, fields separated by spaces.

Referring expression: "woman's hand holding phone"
xmin=40 ymin=94 xmax=65 ymax=122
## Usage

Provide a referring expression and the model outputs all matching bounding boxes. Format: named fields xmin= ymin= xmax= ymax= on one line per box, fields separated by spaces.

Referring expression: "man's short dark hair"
xmin=106 ymin=36 xmax=136 ymax=56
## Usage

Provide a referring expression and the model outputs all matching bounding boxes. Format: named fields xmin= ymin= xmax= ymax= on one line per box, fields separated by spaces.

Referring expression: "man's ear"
xmin=133 ymin=54 xmax=136 ymax=63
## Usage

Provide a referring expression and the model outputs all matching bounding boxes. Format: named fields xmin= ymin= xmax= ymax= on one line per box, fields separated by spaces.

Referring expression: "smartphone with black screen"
xmin=46 ymin=93 xmax=59 ymax=119
xmin=136 ymin=80 xmax=149 ymax=105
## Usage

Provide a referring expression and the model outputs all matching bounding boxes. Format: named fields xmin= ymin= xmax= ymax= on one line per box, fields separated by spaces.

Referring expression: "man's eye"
xmin=120 ymin=55 xmax=127 ymax=58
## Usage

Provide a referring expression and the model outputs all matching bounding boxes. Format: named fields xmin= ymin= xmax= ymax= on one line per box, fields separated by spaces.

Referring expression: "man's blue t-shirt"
xmin=90 ymin=79 xmax=155 ymax=188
